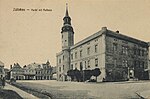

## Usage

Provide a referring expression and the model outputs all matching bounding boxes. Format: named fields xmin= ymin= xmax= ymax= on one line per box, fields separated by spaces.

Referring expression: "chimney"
xmin=10 ymin=65 xmax=12 ymax=69
xmin=116 ymin=30 xmax=119 ymax=33
xmin=23 ymin=65 xmax=26 ymax=68
xmin=101 ymin=27 xmax=107 ymax=33
xmin=102 ymin=27 xmax=107 ymax=30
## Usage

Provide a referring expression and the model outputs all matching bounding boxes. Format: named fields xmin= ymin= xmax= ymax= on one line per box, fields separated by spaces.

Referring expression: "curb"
xmin=135 ymin=92 xmax=146 ymax=99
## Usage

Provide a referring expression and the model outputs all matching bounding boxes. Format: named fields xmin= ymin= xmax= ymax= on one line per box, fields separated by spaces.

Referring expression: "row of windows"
xmin=36 ymin=70 xmax=51 ymax=74
xmin=134 ymin=49 xmax=145 ymax=56
xmin=71 ymin=44 xmax=98 ymax=60
xmin=113 ymin=43 xmax=146 ymax=56
xmin=12 ymin=72 xmax=23 ymax=74
xmin=58 ymin=44 xmax=98 ymax=64
xmin=58 ymin=44 xmax=98 ymax=63
xmin=113 ymin=43 xmax=128 ymax=55
xmin=113 ymin=59 xmax=128 ymax=67
xmin=134 ymin=61 xmax=145 ymax=68
xmin=25 ymin=70 xmax=34 ymax=72
xmin=59 ymin=58 xmax=99 ymax=72
xmin=113 ymin=59 xmax=145 ymax=68
xmin=72 ymin=58 xmax=98 ymax=70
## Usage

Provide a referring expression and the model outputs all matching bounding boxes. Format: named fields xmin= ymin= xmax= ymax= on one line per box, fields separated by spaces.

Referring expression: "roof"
xmin=24 ymin=63 xmax=41 ymax=69
xmin=70 ymin=29 xmax=103 ymax=49
xmin=70 ymin=27 xmax=149 ymax=49
xmin=11 ymin=63 xmax=23 ymax=72
xmin=106 ymin=30 xmax=149 ymax=47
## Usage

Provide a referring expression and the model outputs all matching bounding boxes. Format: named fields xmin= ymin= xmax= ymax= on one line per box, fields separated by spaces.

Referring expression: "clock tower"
xmin=61 ymin=3 xmax=74 ymax=50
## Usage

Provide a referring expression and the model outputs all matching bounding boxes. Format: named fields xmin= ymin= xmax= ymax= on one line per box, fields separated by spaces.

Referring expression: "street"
xmin=15 ymin=80 xmax=150 ymax=99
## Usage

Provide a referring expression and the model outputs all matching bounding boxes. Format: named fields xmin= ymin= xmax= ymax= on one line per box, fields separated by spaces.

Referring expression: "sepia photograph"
xmin=0 ymin=0 xmax=150 ymax=99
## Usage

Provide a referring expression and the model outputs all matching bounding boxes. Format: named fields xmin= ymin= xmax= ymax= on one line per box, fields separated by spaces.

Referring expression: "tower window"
xmin=63 ymin=65 xmax=64 ymax=70
xmin=65 ymin=40 xmax=67 ymax=42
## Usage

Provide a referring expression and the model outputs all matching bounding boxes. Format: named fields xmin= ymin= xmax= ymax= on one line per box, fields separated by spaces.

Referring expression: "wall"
xmin=105 ymin=31 xmax=149 ymax=81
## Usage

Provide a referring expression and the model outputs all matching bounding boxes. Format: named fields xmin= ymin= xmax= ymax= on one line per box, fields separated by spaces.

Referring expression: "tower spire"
xmin=66 ymin=3 xmax=69 ymax=17
xmin=61 ymin=3 xmax=74 ymax=33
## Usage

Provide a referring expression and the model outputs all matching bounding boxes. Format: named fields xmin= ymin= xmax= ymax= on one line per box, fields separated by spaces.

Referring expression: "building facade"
xmin=4 ymin=68 xmax=9 ymax=80
xmin=10 ymin=61 xmax=55 ymax=80
xmin=56 ymin=5 xmax=150 ymax=82
xmin=10 ymin=63 xmax=24 ymax=80
xmin=0 ymin=61 xmax=5 ymax=78
xmin=23 ymin=62 xmax=41 ymax=80
xmin=35 ymin=61 xmax=53 ymax=80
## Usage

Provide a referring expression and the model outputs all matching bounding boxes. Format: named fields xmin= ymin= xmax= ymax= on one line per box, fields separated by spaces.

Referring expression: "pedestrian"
xmin=2 ymin=77 xmax=5 ymax=88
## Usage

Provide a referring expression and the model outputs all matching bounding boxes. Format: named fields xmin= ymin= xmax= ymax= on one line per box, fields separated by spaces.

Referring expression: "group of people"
xmin=0 ymin=77 xmax=5 ymax=88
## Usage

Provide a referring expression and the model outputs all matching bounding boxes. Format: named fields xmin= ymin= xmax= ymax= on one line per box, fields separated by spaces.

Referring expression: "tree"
xmin=83 ymin=70 xmax=93 ymax=81
xmin=92 ymin=68 xmax=101 ymax=82
xmin=67 ymin=68 xmax=81 ymax=81
xmin=67 ymin=70 xmax=74 ymax=81
xmin=74 ymin=68 xmax=81 ymax=82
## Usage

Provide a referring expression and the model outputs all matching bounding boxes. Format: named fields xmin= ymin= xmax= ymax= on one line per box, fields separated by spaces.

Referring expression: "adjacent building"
xmin=35 ymin=61 xmax=53 ymax=80
xmin=0 ymin=61 xmax=5 ymax=78
xmin=10 ymin=61 xmax=55 ymax=80
xmin=4 ymin=68 xmax=10 ymax=80
xmin=10 ymin=63 xmax=24 ymax=80
xmin=56 ymin=5 xmax=150 ymax=82
xmin=23 ymin=62 xmax=41 ymax=80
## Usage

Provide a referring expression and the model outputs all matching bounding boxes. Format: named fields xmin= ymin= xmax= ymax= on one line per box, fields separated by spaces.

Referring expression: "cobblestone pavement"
xmin=15 ymin=80 xmax=150 ymax=99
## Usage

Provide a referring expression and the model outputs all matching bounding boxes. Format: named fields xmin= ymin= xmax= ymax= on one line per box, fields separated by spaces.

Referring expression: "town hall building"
xmin=56 ymin=4 xmax=150 ymax=82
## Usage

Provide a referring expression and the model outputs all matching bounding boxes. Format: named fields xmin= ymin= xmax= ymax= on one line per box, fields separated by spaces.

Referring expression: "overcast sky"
xmin=0 ymin=0 xmax=150 ymax=68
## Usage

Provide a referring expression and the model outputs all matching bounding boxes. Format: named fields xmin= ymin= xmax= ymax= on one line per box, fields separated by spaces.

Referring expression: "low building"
xmin=0 ymin=61 xmax=5 ymax=78
xmin=23 ymin=63 xmax=41 ymax=80
xmin=4 ymin=68 xmax=10 ymax=80
xmin=35 ymin=61 xmax=53 ymax=80
xmin=10 ymin=63 xmax=24 ymax=80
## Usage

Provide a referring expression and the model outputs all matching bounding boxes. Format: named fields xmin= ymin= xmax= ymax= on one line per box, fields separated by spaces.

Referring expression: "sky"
xmin=0 ymin=0 xmax=150 ymax=69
